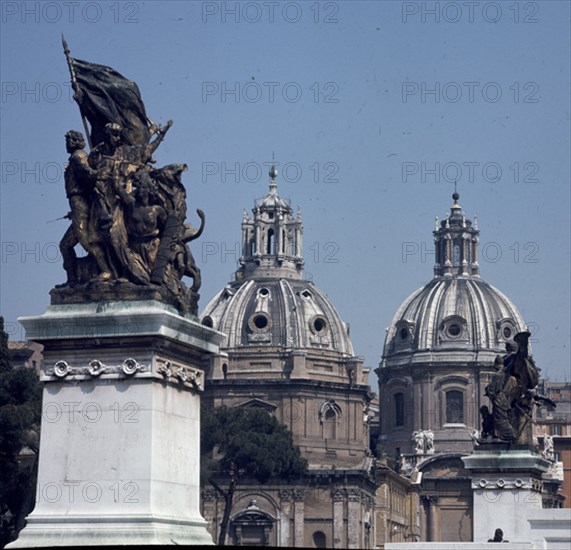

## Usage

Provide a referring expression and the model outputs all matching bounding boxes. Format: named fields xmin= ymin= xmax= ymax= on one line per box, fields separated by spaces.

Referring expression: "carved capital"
xmin=347 ymin=489 xmax=361 ymax=502
xmin=278 ymin=489 xmax=293 ymax=501
xmin=421 ymin=495 xmax=439 ymax=505
xmin=332 ymin=488 xmax=346 ymax=502
xmin=202 ymin=489 xmax=217 ymax=501
xmin=293 ymin=489 xmax=305 ymax=502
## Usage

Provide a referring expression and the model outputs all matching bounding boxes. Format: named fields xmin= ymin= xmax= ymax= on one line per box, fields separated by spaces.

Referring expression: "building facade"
xmin=535 ymin=380 xmax=571 ymax=507
xmin=200 ymin=168 xmax=377 ymax=548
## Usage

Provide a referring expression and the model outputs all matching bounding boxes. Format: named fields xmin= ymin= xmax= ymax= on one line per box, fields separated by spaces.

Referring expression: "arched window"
xmin=323 ymin=408 xmax=338 ymax=439
xmin=320 ymin=401 xmax=341 ymax=439
xmin=267 ymin=229 xmax=274 ymax=254
xmin=231 ymin=507 xmax=274 ymax=546
xmin=445 ymin=390 xmax=464 ymax=424
xmin=394 ymin=392 xmax=404 ymax=427
xmin=313 ymin=531 xmax=327 ymax=548
xmin=453 ymin=240 xmax=461 ymax=266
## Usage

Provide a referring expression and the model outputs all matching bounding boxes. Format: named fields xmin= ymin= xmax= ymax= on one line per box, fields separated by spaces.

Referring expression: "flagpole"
xmin=62 ymin=34 xmax=93 ymax=150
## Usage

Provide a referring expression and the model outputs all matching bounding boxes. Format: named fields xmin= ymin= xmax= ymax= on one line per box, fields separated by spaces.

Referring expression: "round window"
xmin=254 ymin=315 xmax=268 ymax=329
xmin=259 ymin=288 xmax=270 ymax=297
xmin=312 ymin=316 xmax=327 ymax=334
xmin=202 ymin=316 xmax=214 ymax=328
xmin=502 ymin=326 xmax=512 ymax=339
xmin=447 ymin=323 xmax=461 ymax=337
xmin=248 ymin=312 xmax=271 ymax=332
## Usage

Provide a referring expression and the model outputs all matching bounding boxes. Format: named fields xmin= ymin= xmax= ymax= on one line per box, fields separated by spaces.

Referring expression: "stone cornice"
xmin=19 ymin=300 xmax=225 ymax=353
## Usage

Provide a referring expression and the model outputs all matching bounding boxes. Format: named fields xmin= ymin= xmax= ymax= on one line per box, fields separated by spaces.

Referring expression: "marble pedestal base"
xmin=462 ymin=446 xmax=550 ymax=544
xmin=8 ymin=300 xmax=223 ymax=547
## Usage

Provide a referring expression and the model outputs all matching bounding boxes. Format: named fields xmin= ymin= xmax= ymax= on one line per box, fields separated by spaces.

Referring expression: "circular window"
xmin=447 ymin=323 xmax=462 ymax=337
xmin=259 ymin=287 xmax=270 ymax=297
xmin=311 ymin=316 xmax=328 ymax=334
xmin=502 ymin=326 xmax=512 ymax=339
xmin=254 ymin=315 xmax=268 ymax=329
xmin=248 ymin=312 xmax=271 ymax=332
xmin=301 ymin=290 xmax=312 ymax=299
xmin=400 ymin=328 xmax=408 ymax=341
xmin=202 ymin=316 xmax=214 ymax=328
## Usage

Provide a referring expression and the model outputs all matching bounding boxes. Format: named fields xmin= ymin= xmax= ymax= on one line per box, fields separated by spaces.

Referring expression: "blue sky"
xmin=1 ymin=0 xmax=569 ymax=385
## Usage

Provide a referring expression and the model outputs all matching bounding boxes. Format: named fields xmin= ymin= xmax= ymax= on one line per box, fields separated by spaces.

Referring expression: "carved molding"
xmin=473 ymin=477 xmax=541 ymax=491
xmin=44 ymin=356 xmax=204 ymax=391
xmin=156 ymin=359 xmax=203 ymax=390
xmin=47 ymin=358 xmax=148 ymax=379
xmin=49 ymin=360 xmax=73 ymax=378
xmin=88 ymin=359 xmax=108 ymax=376
xmin=122 ymin=358 xmax=145 ymax=376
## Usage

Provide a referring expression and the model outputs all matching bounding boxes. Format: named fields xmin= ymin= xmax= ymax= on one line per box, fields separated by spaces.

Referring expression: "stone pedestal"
xmin=9 ymin=300 xmax=224 ymax=547
xmin=462 ymin=445 xmax=550 ymax=544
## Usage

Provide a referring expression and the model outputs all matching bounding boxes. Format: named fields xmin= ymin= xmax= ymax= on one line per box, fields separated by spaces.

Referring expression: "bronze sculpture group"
xmin=481 ymin=331 xmax=554 ymax=445
xmin=55 ymin=38 xmax=204 ymax=315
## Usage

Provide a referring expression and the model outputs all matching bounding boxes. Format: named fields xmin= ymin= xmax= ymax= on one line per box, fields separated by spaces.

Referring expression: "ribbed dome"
xmin=383 ymin=276 xmax=527 ymax=365
xmin=382 ymin=193 xmax=528 ymax=367
xmin=201 ymin=278 xmax=354 ymax=355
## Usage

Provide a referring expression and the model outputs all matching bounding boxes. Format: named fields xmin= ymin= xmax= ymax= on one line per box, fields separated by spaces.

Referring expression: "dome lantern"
xmin=238 ymin=164 xmax=304 ymax=280
xmin=433 ymin=191 xmax=480 ymax=278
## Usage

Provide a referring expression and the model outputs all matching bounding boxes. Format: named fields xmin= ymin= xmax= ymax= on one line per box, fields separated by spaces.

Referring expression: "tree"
xmin=201 ymin=405 xmax=307 ymax=546
xmin=0 ymin=317 xmax=42 ymax=548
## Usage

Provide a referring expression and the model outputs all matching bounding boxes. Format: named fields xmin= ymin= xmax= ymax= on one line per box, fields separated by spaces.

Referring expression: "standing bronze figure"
xmin=482 ymin=331 xmax=540 ymax=444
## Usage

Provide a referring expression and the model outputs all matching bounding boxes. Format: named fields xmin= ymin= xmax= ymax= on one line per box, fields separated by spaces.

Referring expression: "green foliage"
xmin=0 ymin=317 xmax=42 ymax=547
xmin=0 ymin=317 xmax=12 ymax=375
xmin=201 ymin=405 xmax=307 ymax=484
xmin=201 ymin=404 xmax=307 ymax=545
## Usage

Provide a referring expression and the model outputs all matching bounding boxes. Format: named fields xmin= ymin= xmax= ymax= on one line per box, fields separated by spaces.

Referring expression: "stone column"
xmin=471 ymin=235 xmax=480 ymax=275
xmin=421 ymin=495 xmax=439 ymax=541
xmin=295 ymin=223 xmax=303 ymax=258
xmin=278 ymin=489 xmax=293 ymax=547
xmin=9 ymin=300 xmax=223 ymax=548
xmin=461 ymin=233 xmax=469 ymax=275
xmin=255 ymin=220 xmax=261 ymax=255
xmin=241 ymin=221 xmax=248 ymax=257
xmin=293 ymin=489 xmax=305 ymax=547
xmin=332 ymin=488 xmax=345 ymax=548
xmin=347 ymin=489 xmax=361 ymax=549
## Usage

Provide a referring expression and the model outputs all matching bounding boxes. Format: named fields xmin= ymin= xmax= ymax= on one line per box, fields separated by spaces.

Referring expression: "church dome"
xmin=200 ymin=166 xmax=353 ymax=356
xmin=382 ymin=193 xmax=527 ymax=367
xmin=201 ymin=278 xmax=354 ymax=354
